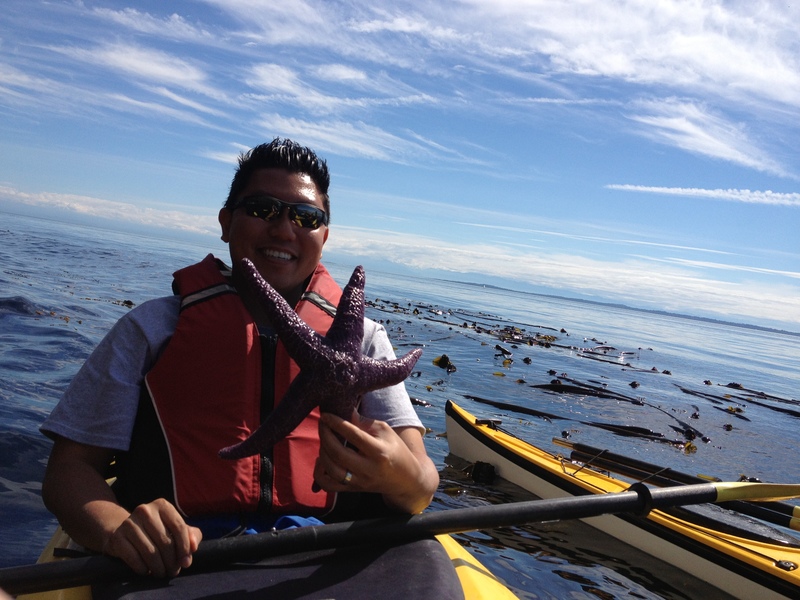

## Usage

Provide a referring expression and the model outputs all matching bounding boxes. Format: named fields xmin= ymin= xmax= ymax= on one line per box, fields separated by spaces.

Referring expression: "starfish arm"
xmin=221 ymin=263 xmax=423 ymax=458
xmin=241 ymin=258 xmax=329 ymax=367
xmin=318 ymin=390 xmax=360 ymax=420
xmin=324 ymin=265 xmax=366 ymax=355
xmin=219 ymin=374 xmax=318 ymax=459
xmin=356 ymin=348 xmax=423 ymax=393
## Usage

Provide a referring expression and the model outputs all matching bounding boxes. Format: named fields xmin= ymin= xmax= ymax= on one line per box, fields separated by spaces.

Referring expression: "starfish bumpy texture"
xmin=219 ymin=259 xmax=423 ymax=460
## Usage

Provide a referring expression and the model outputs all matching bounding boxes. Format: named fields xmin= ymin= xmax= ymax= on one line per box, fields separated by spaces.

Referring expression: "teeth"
xmin=263 ymin=249 xmax=292 ymax=260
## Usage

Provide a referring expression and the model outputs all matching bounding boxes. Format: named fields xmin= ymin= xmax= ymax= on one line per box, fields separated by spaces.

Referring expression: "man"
xmin=41 ymin=139 xmax=439 ymax=578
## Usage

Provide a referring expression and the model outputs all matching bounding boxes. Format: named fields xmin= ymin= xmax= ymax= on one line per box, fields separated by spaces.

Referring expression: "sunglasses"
xmin=238 ymin=195 xmax=328 ymax=230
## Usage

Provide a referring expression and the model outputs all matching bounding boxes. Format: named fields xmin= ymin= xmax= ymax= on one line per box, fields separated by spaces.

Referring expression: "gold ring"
xmin=342 ymin=470 xmax=353 ymax=485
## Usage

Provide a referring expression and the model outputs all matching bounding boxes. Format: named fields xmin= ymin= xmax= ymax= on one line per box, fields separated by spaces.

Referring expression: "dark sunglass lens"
xmin=244 ymin=198 xmax=280 ymax=220
xmin=290 ymin=205 xmax=326 ymax=229
xmin=242 ymin=196 xmax=326 ymax=228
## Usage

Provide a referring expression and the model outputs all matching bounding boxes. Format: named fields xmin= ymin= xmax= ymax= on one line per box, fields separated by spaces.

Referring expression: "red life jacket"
xmin=144 ymin=254 xmax=342 ymax=517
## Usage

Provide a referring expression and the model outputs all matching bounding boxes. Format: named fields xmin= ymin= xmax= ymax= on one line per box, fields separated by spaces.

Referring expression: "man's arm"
xmin=42 ymin=436 xmax=202 ymax=577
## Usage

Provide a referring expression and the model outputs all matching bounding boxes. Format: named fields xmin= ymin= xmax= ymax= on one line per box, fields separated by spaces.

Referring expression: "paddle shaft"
xmin=6 ymin=481 xmax=799 ymax=596
xmin=555 ymin=437 xmax=800 ymax=526
xmin=0 ymin=483 xmax=714 ymax=596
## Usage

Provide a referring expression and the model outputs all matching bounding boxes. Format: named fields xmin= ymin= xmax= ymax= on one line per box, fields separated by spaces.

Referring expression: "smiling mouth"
xmin=261 ymin=249 xmax=294 ymax=261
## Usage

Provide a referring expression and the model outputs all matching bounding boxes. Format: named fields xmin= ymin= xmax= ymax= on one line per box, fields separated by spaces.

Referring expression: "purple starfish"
xmin=219 ymin=259 xmax=423 ymax=460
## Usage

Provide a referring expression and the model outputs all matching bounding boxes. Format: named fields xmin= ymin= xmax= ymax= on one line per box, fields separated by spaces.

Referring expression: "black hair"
xmin=224 ymin=138 xmax=330 ymax=217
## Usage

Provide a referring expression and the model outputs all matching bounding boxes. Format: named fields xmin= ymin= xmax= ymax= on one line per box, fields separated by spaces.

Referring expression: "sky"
xmin=0 ymin=1 xmax=798 ymax=331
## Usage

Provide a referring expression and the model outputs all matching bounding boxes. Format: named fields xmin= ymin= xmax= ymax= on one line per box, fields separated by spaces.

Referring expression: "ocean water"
xmin=1 ymin=211 xmax=799 ymax=599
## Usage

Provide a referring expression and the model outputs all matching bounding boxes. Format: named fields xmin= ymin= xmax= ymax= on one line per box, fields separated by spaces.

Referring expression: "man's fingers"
xmin=106 ymin=531 xmax=151 ymax=576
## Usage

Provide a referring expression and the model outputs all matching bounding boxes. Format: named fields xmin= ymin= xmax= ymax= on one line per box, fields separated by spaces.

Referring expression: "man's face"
xmin=219 ymin=168 xmax=329 ymax=305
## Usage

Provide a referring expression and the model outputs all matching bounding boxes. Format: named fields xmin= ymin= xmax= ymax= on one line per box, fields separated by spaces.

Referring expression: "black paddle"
xmin=2 ymin=481 xmax=798 ymax=596
xmin=554 ymin=437 xmax=800 ymax=530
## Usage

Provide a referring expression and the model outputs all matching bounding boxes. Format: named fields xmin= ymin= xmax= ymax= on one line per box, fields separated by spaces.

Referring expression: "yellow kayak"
xmin=446 ymin=399 xmax=800 ymax=600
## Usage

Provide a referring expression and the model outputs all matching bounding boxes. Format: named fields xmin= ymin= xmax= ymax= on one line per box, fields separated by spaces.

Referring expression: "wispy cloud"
xmin=502 ymin=96 xmax=621 ymax=107
xmin=51 ymin=42 xmax=222 ymax=98
xmin=145 ymin=86 xmax=229 ymax=117
xmin=628 ymin=99 xmax=786 ymax=175
xmin=0 ymin=57 xmax=221 ymax=126
xmin=455 ymin=1 xmax=800 ymax=108
xmin=326 ymin=225 xmax=800 ymax=327
xmin=458 ymin=222 xmax=735 ymax=255
xmin=256 ymin=113 xmax=452 ymax=164
xmin=244 ymin=62 xmax=436 ymax=116
xmin=649 ymin=257 xmax=800 ymax=280
xmin=0 ymin=186 xmax=218 ymax=236
xmin=607 ymin=184 xmax=800 ymax=207
xmin=311 ymin=64 xmax=369 ymax=83
xmin=5 ymin=2 xmax=798 ymax=175
xmin=91 ymin=7 xmax=216 ymax=43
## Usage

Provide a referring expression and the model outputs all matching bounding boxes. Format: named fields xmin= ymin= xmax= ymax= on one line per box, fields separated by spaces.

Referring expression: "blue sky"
xmin=1 ymin=1 xmax=798 ymax=331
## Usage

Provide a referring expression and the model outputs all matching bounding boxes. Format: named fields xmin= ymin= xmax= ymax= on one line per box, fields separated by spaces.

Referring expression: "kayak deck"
xmin=445 ymin=399 xmax=800 ymax=600
xmin=16 ymin=525 xmax=517 ymax=600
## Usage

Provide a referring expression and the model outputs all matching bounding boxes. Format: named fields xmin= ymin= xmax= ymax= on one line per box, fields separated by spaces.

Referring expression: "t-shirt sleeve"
xmin=358 ymin=318 xmax=424 ymax=432
xmin=40 ymin=296 xmax=180 ymax=451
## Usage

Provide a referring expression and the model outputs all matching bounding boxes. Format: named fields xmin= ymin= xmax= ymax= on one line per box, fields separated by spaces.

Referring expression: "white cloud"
xmin=104 ymin=94 xmax=219 ymax=127
xmin=6 ymin=1 xmax=797 ymax=175
xmin=49 ymin=42 xmax=230 ymax=103
xmin=145 ymin=87 xmax=229 ymax=117
xmin=0 ymin=186 xmax=218 ymax=236
xmin=503 ymin=96 xmax=620 ymax=107
xmin=56 ymin=43 xmax=206 ymax=87
xmin=91 ymin=7 xmax=216 ymax=43
xmin=651 ymin=257 xmax=800 ymax=280
xmin=247 ymin=64 xmax=306 ymax=96
xmin=312 ymin=64 xmax=369 ymax=82
xmin=202 ymin=0 xmax=329 ymax=45
xmin=458 ymin=222 xmax=735 ymax=255
xmin=455 ymin=0 xmax=800 ymax=108
xmin=244 ymin=63 xmax=436 ymax=116
xmin=325 ymin=225 xmax=800 ymax=326
xmin=256 ymin=113 xmax=440 ymax=162
xmin=628 ymin=99 xmax=785 ymax=175
xmin=198 ymin=1 xmax=798 ymax=172
xmin=607 ymin=184 xmax=800 ymax=207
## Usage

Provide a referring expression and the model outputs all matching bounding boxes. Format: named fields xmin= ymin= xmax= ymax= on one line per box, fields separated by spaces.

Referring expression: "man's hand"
xmin=104 ymin=498 xmax=203 ymax=578
xmin=314 ymin=410 xmax=439 ymax=514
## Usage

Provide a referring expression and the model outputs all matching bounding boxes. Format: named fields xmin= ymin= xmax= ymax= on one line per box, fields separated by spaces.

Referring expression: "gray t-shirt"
xmin=42 ymin=295 xmax=423 ymax=451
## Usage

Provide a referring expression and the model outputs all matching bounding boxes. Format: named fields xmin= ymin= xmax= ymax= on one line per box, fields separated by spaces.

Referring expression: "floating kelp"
xmin=541 ymin=375 xmax=710 ymax=444
xmin=464 ymin=394 xmax=683 ymax=445
xmin=718 ymin=383 xmax=799 ymax=406
xmin=363 ymin=286 xmax=796 ymax=455
xmin=433 ymin=354 xmax=457 ymax=372
xmin=676 ymin=385 xmax=800 ymax=419
xmin=743 ymin=397 xmax=800 ymax=418
xmin=712 ymin=405 xmax=751 ymax=421
xmin=494 ymin=344 xmax=512 ymax=356
xmin=676 ymin=385 xmax=736 ymax=407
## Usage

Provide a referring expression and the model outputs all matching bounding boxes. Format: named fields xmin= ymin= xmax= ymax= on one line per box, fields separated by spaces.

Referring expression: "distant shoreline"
xmin=449 ymin=278 xmax=800 ymax=338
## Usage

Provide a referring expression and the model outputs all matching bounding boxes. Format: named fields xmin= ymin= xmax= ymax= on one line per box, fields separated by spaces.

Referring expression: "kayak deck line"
xmin=445 ymin=399 xmax=800 ymax=600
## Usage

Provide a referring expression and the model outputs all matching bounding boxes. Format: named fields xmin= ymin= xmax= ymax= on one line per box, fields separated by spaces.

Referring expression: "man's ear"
xmin=218 ymin=208 xmax=232 ymax=242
